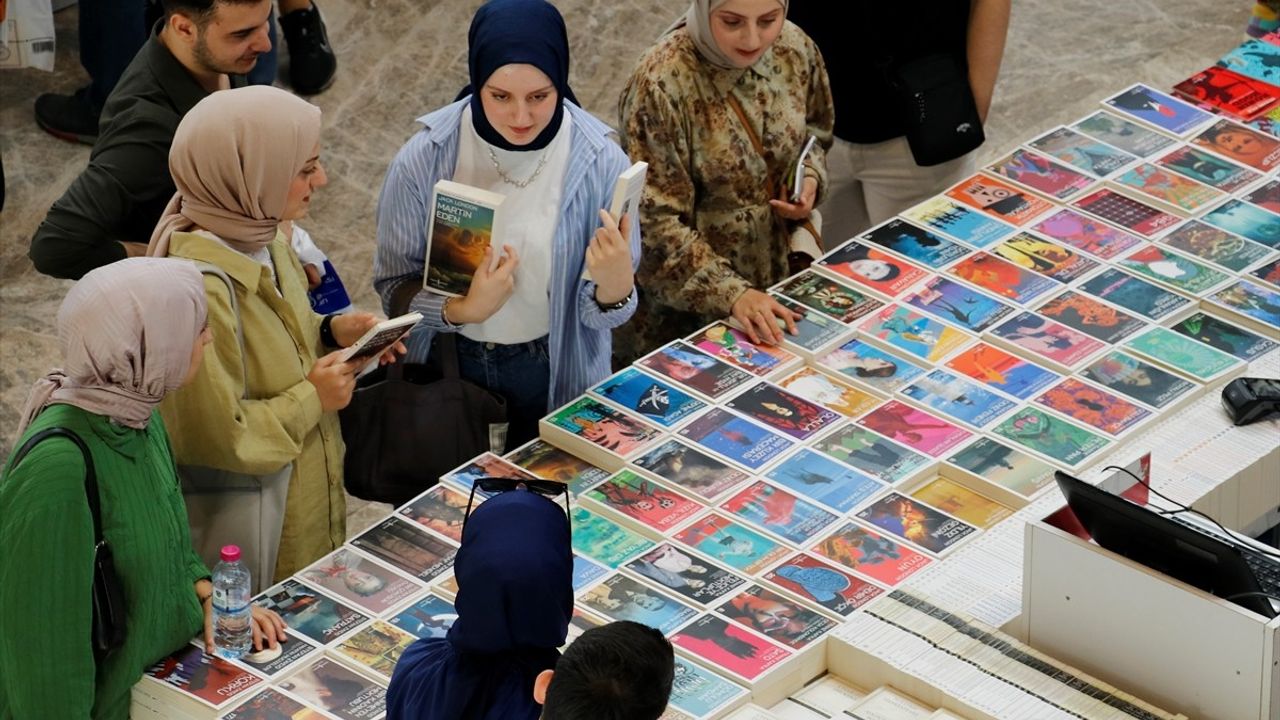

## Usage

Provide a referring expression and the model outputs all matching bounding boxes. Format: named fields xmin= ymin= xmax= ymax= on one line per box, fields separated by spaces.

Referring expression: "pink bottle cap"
xmin=220 ymin=545 xmax=241 ymax=563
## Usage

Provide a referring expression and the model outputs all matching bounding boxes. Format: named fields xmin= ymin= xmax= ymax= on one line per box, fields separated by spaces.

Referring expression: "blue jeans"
xmin=454 ymin=335 xmax=550 ymax=452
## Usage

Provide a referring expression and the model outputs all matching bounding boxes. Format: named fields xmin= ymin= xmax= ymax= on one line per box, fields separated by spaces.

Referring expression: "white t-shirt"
xmin=452 ymin=105 xmax=572 ymax=344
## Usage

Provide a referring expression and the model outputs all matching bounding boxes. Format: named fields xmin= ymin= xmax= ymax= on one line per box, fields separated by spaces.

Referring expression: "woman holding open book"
xmin=613 ymin=0 xmax=834 ymax=365
xmin=373 ymin=0 xmax=641 ymax=450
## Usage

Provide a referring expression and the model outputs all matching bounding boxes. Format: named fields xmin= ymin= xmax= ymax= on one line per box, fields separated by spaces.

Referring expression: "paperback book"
xmin=1072 ymin=110 xmax=1178 ymax=157
xmin=854 ymin=492 xmax=979 ymax=556
xmin=670 ymin=615 xmax=792 ymax=681
xmin=716 ymin=584 xmax=838 ymax=650
xmin=582 ymin=470 xmax=704 ymax=535
xmin=1242 ymin=177 xmax=1280 ymax=214
xmin=276 ymin=657 xmax=386 ymax=720
xmin=855 ymin=400 xmax=972 ymax=457
xmin=674 ymin=511 xmax=791 ymax=576
xmin=1075 ymin=267 xmax=1191 ymax=321
xmin=686 ymin=322 xmax=800 ymax=378
xmin=809 ymin=522 xmax=933 ymax=586
xmin=1217 ymin=38 xmax=1280 ymax=85
xmin=234 ymin=631 xmax=321 ymax=679
xmin=762 ymin=552 xmax=886 ymax=616
xmin=900 ymin=276 xmax=1017 ymax=333
xmin=1114 ymin=244 xmax=1231 ymax=295
xmin=572 ymin=555 xmax=610 ymax=593
xmin=331 ymin=620 xmax=417 ymax=682
xmin=1026 ymin=125 xmax=1136 ymax=177
xmin=990 ymin=233 xmax=1100 ymax=283
xmin=1153 ymin=144 xmax=1260 ymax=193
xmin=1079 ymin=350 xmax=1201 ymax=410
xmin=630 ymin=437 xmax=752 ymax=503
xmin=1102 ymin=83 xmax=1215 ymax=137
xmin=945 ymin=251 xmax=1060 ymax=305
xmin=943 ymin=341 xmax=1061 ymax=400
xmin=1201 ymin=199 xmax=1280 ymax=248
xmin=808 ymin=424 xmax=933 ymax=486
xmin=1189 ymin=118 xmax=1280 ymax=172
xmin=899 ymin=367 xmax=1017 ymax=429
xmin=858 ymin=218 xmax=973 ymax=269
xmin=908 ymin=477 xmax=1014 ymax=530
xmin=637 ymin=341 xmax=755 ymax=401
xmin=817 ymin=338 xmax=927 ymax=393
xmin=767 ymin=291 xmax=851 ymax=358
xmin=143 ymin=643 xmax=263 ymax=711
xmin=503 ymin=438 xmax=610 ymax=496
xmin=857 ymin=304 xmax=972 ymax=363
xmin=991 ymin=406 xmax=1111 ymax=469
xmin=579 ymin=573 xmax=699 ymax=634
xmin=541 ymin=396 xmax=662 ymax=467
xmin=816 ymin=239 xmax=929 ymax=297
xmin=1251 ymin=257 xmax=1280 ymax=290
xmin=440 ymin=452 xmax=537 ymax=496
xmin=571 ymin=507 xmax=655 ymax=568
xmin=1174 ymin=65 xmax=1280 ymax=120
xmin=1032 ymin=377 xmax=1154 ymax=436
xmin=773 ymin=270 xmax=885 ymax=324
xmin=1107 ymin=162 xmax=1224 ymax=214
xmin=1034 ymin=290 xmax=1148 ymax=344
xmin=983 ymin=149 xmax=1096 ymax=200
xmin=220 ymin=688 xmax=324 ymax=720
xmin=351 ymin=517 xmax=457 ymax=583
xmin=775 ymin=366 xmax=883 ymax=418
xmin=625 ymin=543 xmax=749 ymax=607
xmin=296 ymin=548 xmax=423 ymax=616
xmin=898 ymin=196 xmax=1016 ymax=248
xmin=424 ymin=180 xmax=506 ymax=297
xmin=1070 ymin=187 xmax=1183 ymax=238
xmin=723 ymin=381 xmax=842 ymax=441
xmin=719 ymin=480 xmax=840 ymax=546
xmin=945 ymin=436 xmax=1057 ymax=500
xmin=1205 ymin=279 xmax=1280 ymax=331
xmin=677 ymin=407 xmax=795 ymax=472
xmin=986 ymin=311 xmax=1106 ymax=372
xmin=667 ymin=656 xmax=750 ymax=719
xmin=1169 ymin=310 xmax=1278 ymax=360
xmin=255 ymin=580 xmax=369 ymax=646
xmin=592 ymin=367 xmax=707 ymax=429
xmin=397 ymin=484 xmax=470 ymax=543
xmin=764 ymin=447 xmax=885 ymax=513
xmin=386 ymin=593 xmax=458 ymax=639
xmin=1159 ymin=220 xmax=1273 ymax=272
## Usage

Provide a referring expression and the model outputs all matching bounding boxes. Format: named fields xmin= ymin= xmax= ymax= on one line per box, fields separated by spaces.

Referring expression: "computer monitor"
xmin=1054 ymin=470 xmax=1275 ymax=618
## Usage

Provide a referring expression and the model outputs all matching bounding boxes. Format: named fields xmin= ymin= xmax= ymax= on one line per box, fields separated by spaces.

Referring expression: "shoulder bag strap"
xmin=12 ymin=428 xmax=103 ymax=547
xmin=192 ymin=260 xmax=251 ymax=400
xmin=724 ymin=93 xmax=779 ymax=201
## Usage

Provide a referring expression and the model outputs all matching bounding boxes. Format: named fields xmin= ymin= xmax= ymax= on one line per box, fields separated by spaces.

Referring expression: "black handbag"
xmin=889 ymin=52 xmax=986 ymax=167
xmin=339 ymin=331 xmax=508 ymax=506
xmin=11 ymin=427 xmax=126 ymax=660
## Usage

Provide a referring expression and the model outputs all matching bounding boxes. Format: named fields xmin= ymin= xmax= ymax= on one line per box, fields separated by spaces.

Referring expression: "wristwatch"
xmin=595 ymin=287 xmax=635 ymax=312
xmin=319 ymin=314 xmax=340 ymax=348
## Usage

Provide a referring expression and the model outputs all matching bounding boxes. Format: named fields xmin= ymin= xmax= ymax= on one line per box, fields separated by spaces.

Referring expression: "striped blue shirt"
xmin=373 ymin=99 xmax=641 ymax=409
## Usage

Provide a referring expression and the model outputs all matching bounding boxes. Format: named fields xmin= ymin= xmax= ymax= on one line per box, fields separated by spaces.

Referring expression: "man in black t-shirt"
xmin=789 ymin=1 xmax=1011 ymax=245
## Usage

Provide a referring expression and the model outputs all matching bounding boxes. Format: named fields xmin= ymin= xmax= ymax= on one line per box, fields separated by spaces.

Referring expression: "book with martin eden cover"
xmin=424 ymin=179 xmax=506 ymax=297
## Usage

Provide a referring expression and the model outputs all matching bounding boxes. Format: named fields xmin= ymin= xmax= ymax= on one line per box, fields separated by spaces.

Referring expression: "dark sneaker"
xmin=280 ymin=2 xmax=337 ymax=95
xmin=34 ymin=87 xmax=100 ymax=145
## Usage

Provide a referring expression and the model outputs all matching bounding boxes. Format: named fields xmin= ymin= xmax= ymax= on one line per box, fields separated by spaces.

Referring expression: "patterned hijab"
xmin=18 ymin=258 xmax=209 ymax=435
xmin=148 ymin=85 xmax=322 ymax=257
xmin=672 ymin=0 xmax=789 ymax=70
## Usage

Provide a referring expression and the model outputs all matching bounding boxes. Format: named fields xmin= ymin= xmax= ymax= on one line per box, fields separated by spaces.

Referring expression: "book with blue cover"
xmin=677 ymin=407 xmax=795 ymax=472
xmin=763 ymin=447 xmax=885 ymax=513
xmin=591 ymin=367 xmax=706 ymax=428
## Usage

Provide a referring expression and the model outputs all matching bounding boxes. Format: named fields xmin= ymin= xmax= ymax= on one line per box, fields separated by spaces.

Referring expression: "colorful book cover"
xmin=775 ymin=270 xmax=885 ymax=324
xmin=297 ymin=548 xmax=423 ymax=616
xmin=944 ymin=173 xmax=1056 ymax=226
xmin=1109 ymin=162 xmax=1223 ymax=213
xmin=763 ymin=552 xmax=885 ymax=616
xmin=398 ymin=484 xmax=470 ymax=543
xmin=425 ymin=182 xmax=504 ymax=297
xmin=441 ymin=452 xmax=537 ymax=497
xmin=1207 ymin=279 xmax=1280 ymax=329
xmin=276 ymin=657 xmax=386 ymax=720
xmin=1076 ymin=267 xmax=1191 ymax=321
xmin=855 ymin=492 xmax=978 ymax=555
xmin=1217 ymin=39 xmax=1280 ymax=85
xmin=1189 ymin=118 xmax=1280 ymax=171
xmin=222 ymin=688 xmax=324 ymax=720
xmin=945 ymin=437 xmax=1056 ymax=499
xmin=809 ymin=424 xmax=932 ymax=485
xmin=858 ymin=304 xmax=972 ymax=363
xmin=504 ymin=439 xmax=610 ymax=497
xmin=630 ymin=438 xmax=751 ymax=502
xmin=255 ymin=580 xmax=369 ymax=645
xmin=909 ymin=477 xmax=1014 ymax=530
xmin=901 ymin=276 xmax=1017 ymax=333
xmin=1248 ymin=104 xmax=1280 ymax=138
xmin=1033 ymin=378 xmax=1153 ymax=436
xmin=1034 ymin=290 xmax=1148 ymax=344
xmin=724 ymin=381 xmax=841 ymax=441
xmin=855 ymin=400 xmax=972 ymax=457
xmin=637 ymin=342 xmax=754 ymax=400
xmin=1103 ymin=84 xmax=1214 ymax=136
xmin=1115 ymin=244 xmax=1231 ymax=295
xmin=1153 ymin=145 xmax=1261 ymax=193
xmin=1251 ymin=257 xmax=1280 ymax=290
xmin=674 ymin=512 xmax=791 ymax=575
xmin=670 ymin=615 xmax=791 ymax=680
xmin=899 ymin=196 xmax=1016 ymax=248
xmin=1071 ymin=188 xmax=1183 ymax=238
xmin=387 ymin=594 xmax=458 ymax=640
xmin=579 ymin=573 xmax=699 ymax=635
xmin=145 ymin=643 xmax=263 ymax=709
xmin=991 ymin=233 xmax=1100 ymax=283
xmin=943 ymin=341 xmax=1061 ymax=400
xmin=984 ymin=149 xmax=1096 ymax=199
xmin=858 ymin=218 xmax=972 ymax=269
xmin=1160 ymin=221 xmax=1273 ymax=272
xmin=989 ymin=311 xmax=1105 ymax=369
xmin=809 ymin=522 xmax=933 ymax=586
xmin=667 ymin=657 xmax=749 ymax=718
xmin=1072 ymin=110 xmax=1178 ymax=157
xmin=687 ymin=322 xmax=798 ymax=377
xmin=570 ymin=507 xmax=655 ymax=568
xmin=584 ymin=470 xmax=703 ymax=533
xmin=677 ymin=407 xmax=794 ymax=471
xmin=946 ymin=252 xmax=1060 ymax=305
xmin=720 ymin=481 xmax=840 ymax=546
xmin=1027 ymin=125 xmax=1137 ymax=177
xmin=1243 ymin=178 xmax=1280 ymax=214
xmin=764 ymin=447 xmax=885 ymax=513
xmin=768 ymin=291 xmax=850 ymax=353
xmin=332 ymin=621 xmax=416 ymax=681
xmin=1201 ymin=199 xmax=1280 ymax=248
xmin=352 ymin=518 xmax=457 ymax=583
xmin=625 ymin=543 xmax=748 ymax=607
xmin=817 ymin=240 xmax=929 ymax=297
xmin=992 ymin=406 xmax=1111 ymax=467
xmin=818 ymin=338 xmax=927 ymax=393
xmin=716 ymin=585 xmax=837 ymax=650
xmin=1170 ymin=310 xmax=1278 ymax=361
xmin=572 ymin=555 xmax=610 ymax=592
xmin=234 ymin=631 xmax=319 ymax=678
xmin=1080 ymin=351 xmax=1199 ymax=410
xmin=775 ymin=366 xmax=883 ymax=418
xmin=900 ymin=368 xmax=1017 ymax=429
xmin=545 ymin=396 xmax=662 ymax=456
xmin=592 ymin=367 xmax=706 ymax=428
xmin=1174 ymin=65 xmax=1280 ymax=120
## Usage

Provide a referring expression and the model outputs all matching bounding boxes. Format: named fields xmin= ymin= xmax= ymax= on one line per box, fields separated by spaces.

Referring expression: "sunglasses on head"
xmin=463 ymin=476 xmax=572 ymax=538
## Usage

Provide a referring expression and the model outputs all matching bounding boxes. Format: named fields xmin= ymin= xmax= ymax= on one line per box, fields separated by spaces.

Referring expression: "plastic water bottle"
xmin=212 ymin=545 xmax=252 ymax=659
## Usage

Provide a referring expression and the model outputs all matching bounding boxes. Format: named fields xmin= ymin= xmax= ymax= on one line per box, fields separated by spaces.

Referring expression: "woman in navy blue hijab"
xmin=386 ymin=487 xmax=573 ymax=719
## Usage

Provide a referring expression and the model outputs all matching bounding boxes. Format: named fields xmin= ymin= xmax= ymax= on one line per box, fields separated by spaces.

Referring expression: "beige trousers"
xmin=819 ymin=135 xmax=978 ymax=250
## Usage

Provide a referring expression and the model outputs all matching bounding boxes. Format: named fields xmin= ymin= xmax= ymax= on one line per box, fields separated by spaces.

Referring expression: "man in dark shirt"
xmin=29 ymin=0 xmax=272 ymax=280
xmin=789 ymin=0 xmax=1011 ymax=244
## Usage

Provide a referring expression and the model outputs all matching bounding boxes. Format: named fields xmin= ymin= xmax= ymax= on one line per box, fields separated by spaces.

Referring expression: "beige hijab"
xmin=18 ymin=258 xmax=209 ymax=435
xmin=670 ymin=0 xmax=788 ymax=70
xmin=148 ymin=85 xmax=322 ymax=257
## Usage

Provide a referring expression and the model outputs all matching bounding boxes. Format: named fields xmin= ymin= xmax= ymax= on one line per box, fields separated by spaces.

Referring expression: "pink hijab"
xmin=18 ymin=258 xmax=209 ymax=434
xmin=148 ymin=85 xmax=322 ymax=257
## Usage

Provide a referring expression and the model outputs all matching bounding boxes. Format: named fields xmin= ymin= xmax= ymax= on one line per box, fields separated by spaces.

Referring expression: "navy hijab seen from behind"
xmin=386 ymin=489 xmax=574 ymax=720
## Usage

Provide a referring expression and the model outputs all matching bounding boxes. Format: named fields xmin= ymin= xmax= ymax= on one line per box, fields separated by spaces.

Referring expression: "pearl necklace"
xmin=487 ymin=146 xmax=549 ymax=188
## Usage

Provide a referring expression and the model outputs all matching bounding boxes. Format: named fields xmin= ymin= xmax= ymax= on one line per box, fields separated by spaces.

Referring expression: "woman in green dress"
xmin=0 ymin=258 xmax=287 ymax=719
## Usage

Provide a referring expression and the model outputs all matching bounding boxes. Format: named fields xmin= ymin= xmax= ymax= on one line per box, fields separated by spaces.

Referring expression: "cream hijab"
xmin=148 ymin=85 xmax=323 ymax=257
xmin=671 ymin=0 xmax=789 ymax=70
xmin=18 ymin=258 xmax=209 ymax=435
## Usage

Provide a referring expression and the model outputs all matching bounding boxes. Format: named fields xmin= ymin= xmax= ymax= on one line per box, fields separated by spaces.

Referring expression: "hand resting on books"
xmin=444 ymin=244 xmax=521 ymax=325
xmin=769 ymin=176 xmax=817 ymax=221
xmin=586 ymin=209 xmax=635 ymax=305
xmin=731 ymin=288 xmax=801 ymax=347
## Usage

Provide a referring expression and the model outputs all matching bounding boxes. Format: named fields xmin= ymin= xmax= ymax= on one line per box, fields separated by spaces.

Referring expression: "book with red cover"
xmin=1174 ymin=66 xmax=1280 ymax=121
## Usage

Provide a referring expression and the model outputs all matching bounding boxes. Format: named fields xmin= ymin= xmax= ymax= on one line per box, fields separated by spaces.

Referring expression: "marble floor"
xmin=0 ymin=0 xmax=1246 ymax=536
